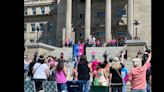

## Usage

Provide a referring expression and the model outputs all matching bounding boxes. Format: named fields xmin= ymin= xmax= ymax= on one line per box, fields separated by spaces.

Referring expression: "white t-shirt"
xmin=92 ymin=37 xmax=96 ymax=43
xmin=33 ymin=63 xmax=49 ymax=79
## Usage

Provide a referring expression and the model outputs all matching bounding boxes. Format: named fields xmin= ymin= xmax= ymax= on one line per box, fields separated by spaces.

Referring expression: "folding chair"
xmin=90 ymin=86 xmax=110 ymax=92
xmin=24 ymin=81 xmax=36 ymax=92
xmin=42 ymin=81 xmax=58 ymax=92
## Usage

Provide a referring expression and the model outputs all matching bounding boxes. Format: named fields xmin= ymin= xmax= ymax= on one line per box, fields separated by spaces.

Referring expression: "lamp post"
xmin=133 ymin=20 xmax=140 ymax=40
xmin=36 ymin=26 xmax=40 ymax=56
xmin=36 ymin=26 xmax=40 ymax=43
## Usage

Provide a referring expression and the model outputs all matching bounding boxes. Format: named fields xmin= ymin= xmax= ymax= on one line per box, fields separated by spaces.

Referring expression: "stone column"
xmin=105 ymin=0 xmax=112 ymax=41
xmin=85 ymin=0 xmax=91 ymax=40
xmin=128 ymin=0 xmax=134 ymax=39
xmin=62 ymin=28 xmax=66 ymax=46
xmin=26 ymin=23 xmax=30 ymax=43
xmin=65 ymin=0 xmax=72 ymax=42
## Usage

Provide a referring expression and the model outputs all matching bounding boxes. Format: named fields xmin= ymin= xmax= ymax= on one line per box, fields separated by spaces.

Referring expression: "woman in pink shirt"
xmin=91 ymin=58 xmax=100 ymax=72
xmin=128 ymin=52 xmax=151 ymax=92
xmin=55 ymin=59 xmax=67 ymax=92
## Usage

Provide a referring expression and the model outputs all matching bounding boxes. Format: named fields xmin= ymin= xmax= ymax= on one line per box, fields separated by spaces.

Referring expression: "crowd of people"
xmin=24 ymin=49 xmax=152 ymax=92
xmin=63 ymin=36 xmax=125 ymax=48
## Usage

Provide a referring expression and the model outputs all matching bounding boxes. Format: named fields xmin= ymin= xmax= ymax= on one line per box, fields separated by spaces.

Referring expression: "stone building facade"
xmin=24 ymin=0 xmax=151 ymax=47
xmin=24 ymin=0 xmax=57 ymax=46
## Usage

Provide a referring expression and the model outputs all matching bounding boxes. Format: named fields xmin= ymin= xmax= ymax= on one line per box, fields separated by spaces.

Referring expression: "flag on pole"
xmin=73 ymin=44 xmax=85 ymax=58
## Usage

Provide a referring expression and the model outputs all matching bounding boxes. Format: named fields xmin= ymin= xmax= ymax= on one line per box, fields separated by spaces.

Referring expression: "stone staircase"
xmin=24 ymin=42 xmax=58 ymax=59
xmin=45 ymin=46 xmax=127 ymax=62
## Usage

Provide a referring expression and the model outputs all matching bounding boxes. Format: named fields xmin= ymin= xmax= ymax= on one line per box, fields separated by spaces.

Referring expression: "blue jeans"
xmin=132 ymin=89 xmax=146 ymax=92
xmin=57 ymin=83 xmax=67 ymax=92
xmin=79 ymin=80 xmax=90 ymax=92
xmin=122 ymin=83 xmax=126 ymax=92
xmin=147 ymin=82 xmax=151 ymax=92
xmin=111 ymin=85 xmax=122 ymax=92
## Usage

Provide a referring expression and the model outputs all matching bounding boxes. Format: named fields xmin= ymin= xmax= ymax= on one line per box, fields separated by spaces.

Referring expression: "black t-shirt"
xmin=28 ymin=61 xmax=36 ymax=77
xmin=110 ymin=63 xmax=124 ymax=83
xmin=77 ymin=61 xmax=90 ymax=80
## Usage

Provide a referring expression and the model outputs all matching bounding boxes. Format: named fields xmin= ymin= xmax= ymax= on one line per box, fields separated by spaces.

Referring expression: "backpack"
xmin=77 ymin=62 xmax=90 ymax=80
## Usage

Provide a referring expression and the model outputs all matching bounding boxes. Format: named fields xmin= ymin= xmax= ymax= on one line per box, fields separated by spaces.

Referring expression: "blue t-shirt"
xmin=121 ymin=67 xmax=128 ymax=83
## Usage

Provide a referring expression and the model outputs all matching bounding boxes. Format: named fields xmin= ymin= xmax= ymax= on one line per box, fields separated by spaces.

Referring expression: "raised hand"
xmin=122 ymin=50 xmax=126 ymax=56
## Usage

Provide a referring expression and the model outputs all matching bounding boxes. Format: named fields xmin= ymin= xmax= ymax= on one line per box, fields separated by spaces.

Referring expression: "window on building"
xmin=97 ymin=12 xmax=105 ymax=17
xmin=31 ymin=24 xmax=35 ymax=32
xmin=97 ymin=32 xmax=105 ymax=37
xmin=96 ymin=32 xmax=99 ymax=37
xmin=117 ymin=10 xmax=126 ymax=17
xmin=121 ymin=10 xmax=126 ymax=16
xmin=75 ymin=33 xmax=77 ymax=37
xmin=79 ymin=32 xmax=84 ymax=37
xmin=102 ymin=32 xmax=105 ymax=36
xmin=32 ymin=7 xmax=36 ymax=15
xmin=80 ymin=14 xmax=82 ymax=19
xmin=24 ymin=8 xmax=27 ymax=15
xmin=116 ymin=10 xmax=122 ymax=17
xmin=80 ymin=14 xmax=85 ymax=19
xmin=48 ymin=23 xmax=53 ymax=31
xmin=50 ymin=6 xmax=55 ymax=11
xmin=41 ymin=7 xmax=45 ymax=14
xmin=80 ymin=0 xmax=85 ymax=2
xmin=30 ymin=39 xmax=35 ymax=43
xmin=40 ymin=23 xmax=45 ymax=31
xmin=48 ymin=39 xmax=52 ymax=44
xmin=79 ymin=33 xmax=82 ymax=37
xmin=24 ymin=24 xmax=27 ymax=32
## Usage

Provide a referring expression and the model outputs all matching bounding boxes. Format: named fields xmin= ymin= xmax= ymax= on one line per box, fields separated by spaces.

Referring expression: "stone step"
xmin=46 ymin=46 xmax=127 ymax=62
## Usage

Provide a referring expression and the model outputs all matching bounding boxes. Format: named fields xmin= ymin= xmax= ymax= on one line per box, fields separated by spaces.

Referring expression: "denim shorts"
xmin=132 ymin=89 xmax=147 ymax=92
xmin=57 ymin=83 xmax=67 ymax=92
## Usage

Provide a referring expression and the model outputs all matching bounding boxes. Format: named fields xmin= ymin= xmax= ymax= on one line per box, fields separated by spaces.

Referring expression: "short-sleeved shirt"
xmin=78 ymin=61 xmax=90 ymax=80
xmin=33 ymin=63 xmax=49 ymax=79
xmin=121 ymin=67 xmax=128 ymax=83
xmin=128 ymin=61 xmax=151 ymax=89
xmin=110 ymin=63 xmax=124 ymax=83
xmin=91 ymin=61 xmax=99 ymax=72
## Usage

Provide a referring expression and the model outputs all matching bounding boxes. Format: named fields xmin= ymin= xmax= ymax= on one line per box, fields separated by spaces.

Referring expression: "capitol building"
xmin=24 ymin=0 xmax=151 ymax=48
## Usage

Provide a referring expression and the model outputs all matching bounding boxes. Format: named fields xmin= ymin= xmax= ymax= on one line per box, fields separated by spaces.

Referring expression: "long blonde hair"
xmin=111 ymin=62 xmax=121 ymax=70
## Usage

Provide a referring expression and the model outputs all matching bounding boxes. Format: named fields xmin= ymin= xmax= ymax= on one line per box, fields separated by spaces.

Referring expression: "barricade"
xmin=24 ymin=81 xmax=36 ymax=92
xmin=90 ymin=86 xmax=110 ymax=92
xmin=67 ymin=81 xmax=83 ymax=92
xmin=42 ymin=81 xmax=58 ymax=92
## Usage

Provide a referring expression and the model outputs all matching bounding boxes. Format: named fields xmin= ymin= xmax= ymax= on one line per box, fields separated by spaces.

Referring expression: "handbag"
xmin=48 ymin=68 xmax=56 ymax=81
